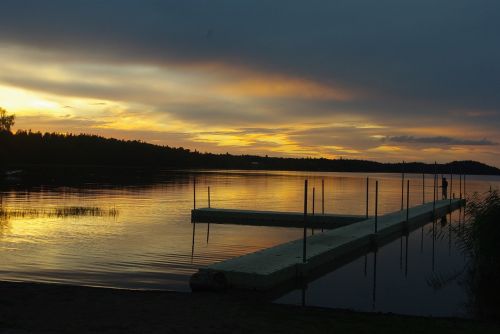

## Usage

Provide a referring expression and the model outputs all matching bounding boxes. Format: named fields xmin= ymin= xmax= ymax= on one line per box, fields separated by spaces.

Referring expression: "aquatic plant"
xmin=0 ymin=206 xmax=119 ymax=219
xmin=460 ymin=189 xmax=500 ymax=318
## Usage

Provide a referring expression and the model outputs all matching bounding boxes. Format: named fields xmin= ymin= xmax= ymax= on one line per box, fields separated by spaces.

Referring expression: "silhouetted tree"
xmin=0 ymin=107 xmax=15 ymax=132
xmin=1 ymin=129 xmax=499 ymax=175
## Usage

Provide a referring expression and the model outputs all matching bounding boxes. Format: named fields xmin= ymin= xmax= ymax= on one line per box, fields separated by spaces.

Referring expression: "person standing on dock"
xmin=442 ymin=177 xmax=448 ymax=200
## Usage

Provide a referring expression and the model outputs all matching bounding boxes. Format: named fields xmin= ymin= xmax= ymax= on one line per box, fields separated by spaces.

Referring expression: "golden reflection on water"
xmin=0 ymin=170 xmax=499 ymax=291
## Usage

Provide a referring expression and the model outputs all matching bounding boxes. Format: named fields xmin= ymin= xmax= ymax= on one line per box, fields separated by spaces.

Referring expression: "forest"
xmin=1 ymin=130 xmax=499 ymax=176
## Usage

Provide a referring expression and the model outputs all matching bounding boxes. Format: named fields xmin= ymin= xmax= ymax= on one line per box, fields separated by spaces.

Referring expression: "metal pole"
xmin=207 ymin=186 xmax=211 ymax=242
xmin=303 ymin=180 xmax=308 ymax=263
xmin=464 ymin=174 xmax=466 ymax=199
xmin=193 ymin=177 xmax=196 ymax=210
xmin=450 ymin=172 xmax=453 ymax=205
xmin=422 ymin=172 xmax=425 ymax=204
xmin=312 ymin=187 xmax=315 ymax=235
xmin=406 ymin=179 xmax=410 ymax=222
xmin=322 ymin=179 xmax=325 ymax=232
xmin=375 ymin=180 xmax=379 ymax=233
xmin=312 ymin=187 xmax=315 ymax=215
xmin=459 ymin=174 xmax=462 ymax=199
xmin=401 ymin=161 xmax=405 ymax=211
xmin=366 ymin=177 xmax=369 ymax=218
xmin=433 ymin=166 xmax=436 ymax=215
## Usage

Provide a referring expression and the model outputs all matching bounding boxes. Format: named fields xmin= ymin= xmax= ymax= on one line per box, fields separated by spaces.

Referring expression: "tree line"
xmin=1 ymin=109 xmax=499 ymax=175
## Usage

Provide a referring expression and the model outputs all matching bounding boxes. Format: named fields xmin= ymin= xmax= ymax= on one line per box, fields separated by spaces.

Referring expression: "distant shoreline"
xmin=2 ymin=131 xmax=500 ymax=179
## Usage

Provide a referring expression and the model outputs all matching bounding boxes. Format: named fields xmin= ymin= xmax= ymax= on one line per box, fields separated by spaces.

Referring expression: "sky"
xmin=0 ymin=1 xmax=499 ymax=166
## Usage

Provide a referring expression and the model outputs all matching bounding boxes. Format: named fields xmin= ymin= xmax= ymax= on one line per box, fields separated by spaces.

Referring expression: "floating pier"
xmin=191 ymin=208 xmax=366 ymax=229
xmin=191 ymin=199 xmax=465 ymax=291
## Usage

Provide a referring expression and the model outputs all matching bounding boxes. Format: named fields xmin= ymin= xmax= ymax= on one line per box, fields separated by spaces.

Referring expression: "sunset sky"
xmin=1 ymin=1 xmax=499 ymax=166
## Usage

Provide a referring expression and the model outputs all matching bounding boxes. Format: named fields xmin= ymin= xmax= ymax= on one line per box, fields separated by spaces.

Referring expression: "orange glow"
xmin=216 ymin=76 xmax=355 ymax=101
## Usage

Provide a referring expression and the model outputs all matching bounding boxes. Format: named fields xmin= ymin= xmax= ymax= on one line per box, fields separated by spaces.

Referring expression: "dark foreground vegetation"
xmin=2 ymin=130 xmax=499 ymax=177
xmin=460 ymin=190 xmax=500 ymax=319
xmin=0 ymin=281 xmax=498 ymax=334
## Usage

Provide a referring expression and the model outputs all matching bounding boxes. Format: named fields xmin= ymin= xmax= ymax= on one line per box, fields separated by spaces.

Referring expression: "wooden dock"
xmin=191 ymin=199 xmax=465 ymax=291
xmin=191 ymin=208 xmax=366 ymax=229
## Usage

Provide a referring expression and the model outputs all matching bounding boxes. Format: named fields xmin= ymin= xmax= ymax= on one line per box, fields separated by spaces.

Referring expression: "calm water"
xmin=1 ymin=170 xmax=499 ymax=316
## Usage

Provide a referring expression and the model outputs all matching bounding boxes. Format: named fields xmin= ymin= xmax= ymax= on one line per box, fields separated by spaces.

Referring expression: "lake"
xmin=1 ymin=170 xmax=499 ymax=317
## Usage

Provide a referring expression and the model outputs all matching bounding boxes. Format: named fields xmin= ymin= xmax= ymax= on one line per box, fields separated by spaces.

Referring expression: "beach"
xmin=0 ymin=281 xmax=498 ymax=333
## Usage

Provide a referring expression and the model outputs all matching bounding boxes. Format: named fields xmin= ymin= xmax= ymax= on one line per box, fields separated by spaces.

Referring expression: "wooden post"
xmin=401 ymin=161 xmax=405 ymax=211
xmin=208 ymin=186 xmax=211 ymax=208
xmin=303 ymin=180 xmax=308 ymax=263
xmin=375 ymin=180 xmax=379 ymax=233
xmin=366 ymin=177 xmax=369 ymax=218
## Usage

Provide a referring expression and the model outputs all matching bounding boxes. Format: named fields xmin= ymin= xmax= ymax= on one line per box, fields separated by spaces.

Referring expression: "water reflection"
xmin=275 ymin=210 xmax=473 ymax=318
xmin=0 ymin=171 xmax=498 ymax=298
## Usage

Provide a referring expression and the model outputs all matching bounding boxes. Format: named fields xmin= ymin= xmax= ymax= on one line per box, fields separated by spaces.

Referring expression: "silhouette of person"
xmin=442 ymin=177 xmax=448 ymax=199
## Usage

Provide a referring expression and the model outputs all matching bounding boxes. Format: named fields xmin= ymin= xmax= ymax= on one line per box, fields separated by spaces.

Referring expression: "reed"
xmin=0 ymin=206 xmax=119 ymax=219
xmin=459 ymin=189 xmax=500 ymax=318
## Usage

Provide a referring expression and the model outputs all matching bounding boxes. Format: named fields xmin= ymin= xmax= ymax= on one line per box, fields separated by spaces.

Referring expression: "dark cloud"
xmin=0 ymin=0 xmax=499 ymax=114
xmin=385 ymin=135 xmax=498 ymax=146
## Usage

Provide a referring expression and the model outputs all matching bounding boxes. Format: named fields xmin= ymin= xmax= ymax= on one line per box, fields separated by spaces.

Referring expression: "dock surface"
xmin=194 ymin=199 xmax=465 ymax=290
xmin=191 ymin=208 xmax=365 ymax=229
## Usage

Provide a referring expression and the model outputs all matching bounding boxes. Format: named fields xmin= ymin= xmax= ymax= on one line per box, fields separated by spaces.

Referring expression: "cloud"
xmin=1 ymin=1 xmax=500 ymax=166
xmin=0 ymin=0 xmax=499 ymax=112
xmin=385 ymin=136 xmax=498 ymax=146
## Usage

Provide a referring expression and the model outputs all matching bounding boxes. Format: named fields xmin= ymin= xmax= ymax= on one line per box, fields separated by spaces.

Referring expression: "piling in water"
xmin=401 ymin=161 xmax=405 ymax=211
xmin=303 ymin=179 xmax=308 ymax=263
xmin=366 ymin=177 xmax=369 ymax=219
xmin=193 ymin=177 xmax=196 ymax=210
xmin=406 ymin=179 xmax=410 ymax=222
xmin=375 ymin=180 xmax=379 ymax=233
xmin=422 ymin=172 xmax=425 ymax=204
xmin=312 ymin=187 xmax=315 ymax=216
xmin=208 ymin=186 xmax=211 ymax=208
xmin=321 ymin=179 xmax=325 ymax=215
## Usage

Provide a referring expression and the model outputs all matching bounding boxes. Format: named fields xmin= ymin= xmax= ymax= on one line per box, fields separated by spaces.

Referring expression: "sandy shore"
xmin=0 ymin=281 xmax=498 ymax=333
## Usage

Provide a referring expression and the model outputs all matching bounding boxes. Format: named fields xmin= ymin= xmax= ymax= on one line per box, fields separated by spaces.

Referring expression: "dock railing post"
xmin=322 ymin=179 xmax=325 ymax=232
xmin=321 ymin=179 xmax=324 ymax=215
xmin=375 ymin=181 xmax=379 ymax=233
xmin=433 ymin=162 xmax=437 ymax=216
xmin=207 ymin=186 xmax=211 ymax=243
xmin=401 ymin=161 xmax=405 ymax=210
xmin=193 ymin=177 xmax=196 ymax=210
xmin=406 ymin=180 xmax=410 ymax=223
xmin=464 ymin=174 xmax=466 ymax=199
xmin=422 ymin=172 xmax=425 ymax=204
xmin=459 ymin=173 xmax=462 ymax=199
xmin=366 ymin=177 xmax=369 ymax=219
xmin=450 ymin=172 xmax=453 ymax=206
xmin=303 ymin=180 xmax=308 ymax=263
xmin=312 ymin=187 xmax=315 ymax=235
xmin=312 ymin=187 xmax=315 ymax=216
